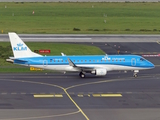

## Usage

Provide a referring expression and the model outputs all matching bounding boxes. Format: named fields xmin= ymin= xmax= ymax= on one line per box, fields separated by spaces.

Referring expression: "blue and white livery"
xmin=7 ymin=32 xmax=154 ymax=78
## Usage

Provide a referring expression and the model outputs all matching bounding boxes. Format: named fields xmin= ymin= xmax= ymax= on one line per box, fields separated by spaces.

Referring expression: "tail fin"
xmin=8 ymin=32 xmax=42 ymax=58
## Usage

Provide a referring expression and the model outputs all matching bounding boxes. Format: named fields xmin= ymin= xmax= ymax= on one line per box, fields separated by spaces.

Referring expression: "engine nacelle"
xmin=91 ymin=69 xmax=107 ymax=76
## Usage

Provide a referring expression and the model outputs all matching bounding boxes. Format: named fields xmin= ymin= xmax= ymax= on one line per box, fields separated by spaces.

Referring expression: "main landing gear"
xmin=79 ymin=72 xmax=85 ymax=78
xmin=133 ymin=70 xmax=139 ymax=78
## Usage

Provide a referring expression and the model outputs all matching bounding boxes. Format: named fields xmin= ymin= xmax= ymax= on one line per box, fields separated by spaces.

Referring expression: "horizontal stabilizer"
xmin=6 ymin=59 xmax=14 ymax=63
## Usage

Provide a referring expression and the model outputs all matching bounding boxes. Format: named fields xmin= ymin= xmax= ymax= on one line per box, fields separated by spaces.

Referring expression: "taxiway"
xmin=0 ymin=41 xmax=160 ymax=120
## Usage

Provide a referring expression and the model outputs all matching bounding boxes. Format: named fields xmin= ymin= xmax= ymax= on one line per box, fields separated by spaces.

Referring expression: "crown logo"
xmin=17 ymin=43 xmax=23 ymax=47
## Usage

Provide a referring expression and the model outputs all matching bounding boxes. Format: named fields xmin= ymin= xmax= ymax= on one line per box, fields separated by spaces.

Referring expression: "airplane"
xmin=6 ymin=32 xmax=154 ymax=78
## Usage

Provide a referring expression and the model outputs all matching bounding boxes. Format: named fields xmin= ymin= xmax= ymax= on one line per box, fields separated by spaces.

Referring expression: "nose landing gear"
xmin=133 ymin=73 xmax=138 ymax=78
xmin=133 ymin=70 xmax=139 ymax=78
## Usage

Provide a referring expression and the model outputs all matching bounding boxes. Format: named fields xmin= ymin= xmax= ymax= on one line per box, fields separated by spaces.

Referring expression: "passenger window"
xmin=93 ymin=60 xmax=95 ymax=62
xmin=89 ymin=60 xmax=91 ymax=62
xmin=65 ymin=60 xmax=67 ymax=62
xmin=62 ymin=60 xmax=63 ymax=62
xmin=74 ymin=60 xmax=75 ymax=62
xmin=85 ymin=60 xmax=87 ymax=62
xmin=112 ymin=59 xmax=114 ymax=61
xmin=81 ymin=60 xmax=83 ymax=62
xmin=97 ymin=60 xmax=99 ymax=62
xmin=77 ymin=60 xmax=79 ymax=62
xmin=50 ymin=59 xmax=52 ymax=62
xmin=116 ymin=59 xmax=118 ymax=61
xmin=58 ymin=60 xmax=59 ymax=62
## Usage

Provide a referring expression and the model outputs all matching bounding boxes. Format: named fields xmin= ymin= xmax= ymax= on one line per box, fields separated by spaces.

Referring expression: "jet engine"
xmin=91 ymin=69 xmax=107 ymax=76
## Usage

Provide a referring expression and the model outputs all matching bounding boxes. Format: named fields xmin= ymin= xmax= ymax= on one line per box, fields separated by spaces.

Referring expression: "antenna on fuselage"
xmin=105 ymin=54 xmax=108 ymax=58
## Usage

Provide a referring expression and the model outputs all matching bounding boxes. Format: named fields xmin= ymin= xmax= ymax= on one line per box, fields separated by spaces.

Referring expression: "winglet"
xmin=67 ymin=58 xmax=76 ymax=67
xmin=61 ymin=52 xmax=66 ymax=56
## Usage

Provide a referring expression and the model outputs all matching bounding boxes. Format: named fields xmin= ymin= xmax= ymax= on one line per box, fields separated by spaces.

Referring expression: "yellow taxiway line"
xmin=78 ymin=94 xmax=84 ymax=97
xmin=34 ymin=94 xmax=63 ymax=98
xmin=55 ymin=94 xmax=63 ymax=97
xmin=92 ymin=94 xmax=122 ymax=97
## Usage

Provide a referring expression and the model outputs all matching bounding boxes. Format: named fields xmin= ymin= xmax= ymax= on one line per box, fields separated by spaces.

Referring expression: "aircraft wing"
xmin=77 ymin=66 xmax=95 ymax=71
xmin=67 ymin=58 xmax=95 ymax=71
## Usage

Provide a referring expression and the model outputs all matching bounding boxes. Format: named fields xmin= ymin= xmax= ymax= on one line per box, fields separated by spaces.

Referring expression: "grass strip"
xmin=0 ymin=2 xmax=160 ymax=34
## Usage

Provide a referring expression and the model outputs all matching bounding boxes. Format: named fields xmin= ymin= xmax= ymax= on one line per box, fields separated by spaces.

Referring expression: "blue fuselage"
xmin=13 ymin=55 xmax=154 ymax=72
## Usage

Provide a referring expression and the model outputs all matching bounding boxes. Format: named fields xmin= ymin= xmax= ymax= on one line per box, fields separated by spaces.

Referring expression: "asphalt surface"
xmin=0 ymin=0 xmax=159 ymax=2
xmin=0 ymin=42 xmax=160 ymax=120
xmin=0 ymin=69 xmax=160 ymax=120
xmin=1 ymin=34 xmax=160 ymax=42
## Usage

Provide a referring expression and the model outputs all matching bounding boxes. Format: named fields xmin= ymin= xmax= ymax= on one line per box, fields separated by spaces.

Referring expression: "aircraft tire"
xmin=133 ymin=73 xmax=138 ymax=78
xmin=79 ymin=72 xmax=85 ymax=78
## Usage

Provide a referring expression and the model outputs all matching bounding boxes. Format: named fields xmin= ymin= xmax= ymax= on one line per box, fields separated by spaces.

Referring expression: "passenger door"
xmin=43 ymin=59 xmax=48 ymax=67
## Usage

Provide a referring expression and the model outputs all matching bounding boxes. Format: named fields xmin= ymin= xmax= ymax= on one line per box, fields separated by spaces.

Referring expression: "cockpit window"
xmin=140 ymin=58 xmax=145 ymax=61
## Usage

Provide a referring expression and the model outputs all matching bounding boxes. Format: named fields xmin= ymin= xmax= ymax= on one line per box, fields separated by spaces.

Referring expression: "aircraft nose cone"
xmin=149 ymin=62 xmax=155 ymax=68
xmin=151 ymin=63 xmax=155 ymax=68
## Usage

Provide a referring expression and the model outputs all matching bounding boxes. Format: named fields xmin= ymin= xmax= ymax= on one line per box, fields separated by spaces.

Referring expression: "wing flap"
xmin=77 ymin=66 xmax=95 ymax=71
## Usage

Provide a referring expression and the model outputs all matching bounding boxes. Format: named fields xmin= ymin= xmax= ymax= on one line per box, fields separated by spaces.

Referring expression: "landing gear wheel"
xmin=79 ymin=72 xmax=85 ymax=78
xmin=133 ymin=70 xmax=139 ymax=78
xmin=133 ymin=73 xmax=138 ymax=78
